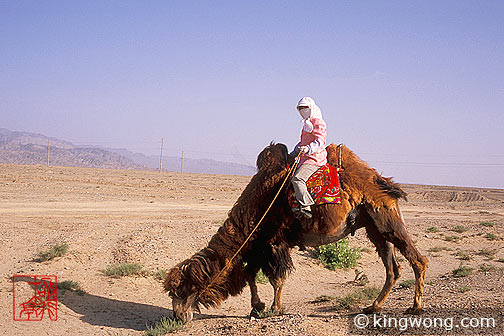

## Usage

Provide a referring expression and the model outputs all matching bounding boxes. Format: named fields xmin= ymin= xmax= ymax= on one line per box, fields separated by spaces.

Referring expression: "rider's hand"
xmin=300 ymin=146 xmax=309 ymax=155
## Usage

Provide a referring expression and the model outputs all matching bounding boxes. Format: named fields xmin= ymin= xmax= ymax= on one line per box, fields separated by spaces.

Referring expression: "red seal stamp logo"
xmin=13 ymin=275 xmax=58 ymax=321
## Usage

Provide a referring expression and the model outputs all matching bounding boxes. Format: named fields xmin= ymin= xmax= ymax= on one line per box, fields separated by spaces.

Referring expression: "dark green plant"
xmin=255 ymin=269 xmax=268 ymax=284
xmin=317 ymin=239 xmax=361 ymax=270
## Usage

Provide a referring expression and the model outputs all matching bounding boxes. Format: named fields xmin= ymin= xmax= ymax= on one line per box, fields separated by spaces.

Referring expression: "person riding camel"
xmin=290 ymin=96 xmax=327 ymax=219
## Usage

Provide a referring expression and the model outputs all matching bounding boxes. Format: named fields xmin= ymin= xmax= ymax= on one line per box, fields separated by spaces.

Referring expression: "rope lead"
xmin=198 ymin=150 xmax=302 ymax=298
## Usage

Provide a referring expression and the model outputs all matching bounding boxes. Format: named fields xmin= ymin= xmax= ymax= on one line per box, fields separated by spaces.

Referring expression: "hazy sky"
xmin=1 ymin=1 xmax=503 ymax=188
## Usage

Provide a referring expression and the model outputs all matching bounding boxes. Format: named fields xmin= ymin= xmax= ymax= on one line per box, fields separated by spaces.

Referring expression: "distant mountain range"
xmin=0 ymin=128 xmax=256 ymax=175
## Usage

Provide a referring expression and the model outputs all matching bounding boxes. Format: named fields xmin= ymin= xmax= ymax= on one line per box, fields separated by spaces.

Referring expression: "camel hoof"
xmin=362 ymin=305 xmax=381 ymax=314
xmin=251 ymin=301 xmax=266 ymax=312
xmin=250 ymin=308 xmax=262 ymax=318
xmin=270 ymin=307 xmax=283 ymax=315
xmin=250 ymin=307 xmax=280 ymax=319
xmin=405 ymin=307 xmax=424 ymax=315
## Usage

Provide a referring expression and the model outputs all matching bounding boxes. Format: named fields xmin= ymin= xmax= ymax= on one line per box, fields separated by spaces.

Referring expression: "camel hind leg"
xmin=394 ymin=233 xmax=428 ymax=314
xmin=359 ymin=207 xmax=401 ymax=313
xmin=367 ymin=205 xmax=428 ymax=314
xmin=268 ymin=274 xmax=285 ymax=314
xmin=364 ymin=241 xmax=401 ymax=313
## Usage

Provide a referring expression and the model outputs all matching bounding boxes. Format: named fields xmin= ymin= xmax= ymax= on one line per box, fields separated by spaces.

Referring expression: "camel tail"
xmin=375 ymin=176 xmax=408 ymax=201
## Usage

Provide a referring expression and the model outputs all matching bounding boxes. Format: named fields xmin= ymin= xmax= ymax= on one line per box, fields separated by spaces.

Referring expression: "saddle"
xmin=288 ymin=163 xmax=342 ymax=208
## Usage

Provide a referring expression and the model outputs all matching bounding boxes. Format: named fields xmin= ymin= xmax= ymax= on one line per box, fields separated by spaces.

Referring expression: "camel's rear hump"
xmin=326 ymin=144 xmax=407 ymax=210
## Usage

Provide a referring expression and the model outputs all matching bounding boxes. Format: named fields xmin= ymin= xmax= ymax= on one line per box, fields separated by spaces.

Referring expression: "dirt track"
xmin=1 ymin=164 xmax=503 ymax=335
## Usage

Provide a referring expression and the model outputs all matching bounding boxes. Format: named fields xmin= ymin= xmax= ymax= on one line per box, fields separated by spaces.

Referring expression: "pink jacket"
xmin=299 ymin=117 xmax=327 ymax=166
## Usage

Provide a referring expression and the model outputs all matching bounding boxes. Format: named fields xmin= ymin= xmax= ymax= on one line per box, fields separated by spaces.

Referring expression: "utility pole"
xmin=159 ymin=138 xmax=164 ymax=172
xmin=180 ymin=150 xmax=184 ymax=174
xmin=47 ymin=140 xmax=50 ymax=166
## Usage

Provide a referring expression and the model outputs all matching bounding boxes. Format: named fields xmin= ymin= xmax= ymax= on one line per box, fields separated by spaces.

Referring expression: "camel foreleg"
xmin=247 ymin=271 xmax=266 ymax=313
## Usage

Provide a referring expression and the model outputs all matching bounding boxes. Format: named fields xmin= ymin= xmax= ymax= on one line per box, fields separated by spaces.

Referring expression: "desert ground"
xmin=1 ymin=163 xmax=503 ymax=335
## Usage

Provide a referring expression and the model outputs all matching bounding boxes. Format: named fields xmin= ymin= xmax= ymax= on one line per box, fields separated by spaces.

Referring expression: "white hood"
xmin=297 ymin=96 xmax=323 ymax=132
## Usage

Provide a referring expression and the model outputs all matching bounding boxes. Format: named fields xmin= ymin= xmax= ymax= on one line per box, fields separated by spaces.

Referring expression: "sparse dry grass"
xmin=360 ymin=247 xmax=374 ymax=254
xmin=452 ymin=264 xmax=473 ymax=278
xmin=155 ymin=269 xmax=167 ymax=280
xmin=398 ymin=279 xmax=416 ymax=289
xmin=105 ymin=263 xmax=145 ymax=278
xmin=455 ymin=250 xmax=472 ymax=261
xmin=479 ymin=264 xmax=497 ymax=272
xmin=444 ymin=235 xmax=461 ymax=243
xmin=478 ymin=249 xmax=497 ymax=259
xmin=250 ymin=308 xmax=278 ymax=319
xmin=310 ymin=295 xmax=334 ymax=303
xmin=484 ymin=233 xmax=498 ymax=241
xmin=144 ymin=316 xmax=184 ymax=335
xmin=457 ymin=286 xmax=471 ymax=293
xmin=333 ymin=286 xmax=380 ymax=310
xmin=38 ymin=242 xmax=69 ymax=262
xmin=429 ymin=246 xmax=451 ymax=253
xmin=57 ymin=280 xmax=85 ymax=295
xmin=451 ymin=225 xmax=468 ymax=233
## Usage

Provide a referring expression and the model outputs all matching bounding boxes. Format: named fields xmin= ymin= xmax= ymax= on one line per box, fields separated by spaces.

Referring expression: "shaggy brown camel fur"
xmin=164 ymin=143 xmax=294 ymax=322
xmin=164 ymin=143 xmax=428 ymax=322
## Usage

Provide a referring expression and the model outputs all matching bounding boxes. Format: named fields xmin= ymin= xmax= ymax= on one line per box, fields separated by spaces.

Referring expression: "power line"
xmin=181 ymin=149 xmax=256 ymax=158
xmin=370 ymin=161 xmax=504 ymax=167
xmin=159 ymin=138 xmax=163 ymax=172
xmin=43 ymin=137 xmax=504 ymax=167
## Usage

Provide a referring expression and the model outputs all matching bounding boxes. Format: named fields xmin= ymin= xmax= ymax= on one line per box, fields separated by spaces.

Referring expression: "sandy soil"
xmin=1 ymin=164 xmax=503 ymax=335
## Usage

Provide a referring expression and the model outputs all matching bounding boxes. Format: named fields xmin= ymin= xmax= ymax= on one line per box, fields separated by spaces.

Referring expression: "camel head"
xmin=256 ymin=142 xmax=291 ymax=174
xmin=164 ymin=262 xmax=200 ymax=323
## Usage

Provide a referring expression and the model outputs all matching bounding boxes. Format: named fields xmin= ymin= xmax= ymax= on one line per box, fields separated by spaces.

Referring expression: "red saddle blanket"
xmin=288 ymin=164 xmax=342 ymax=207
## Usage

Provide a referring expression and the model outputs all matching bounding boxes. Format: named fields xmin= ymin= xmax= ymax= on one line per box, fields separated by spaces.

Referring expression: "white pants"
xmin=291 ymin=164 xmax=320 ymax=207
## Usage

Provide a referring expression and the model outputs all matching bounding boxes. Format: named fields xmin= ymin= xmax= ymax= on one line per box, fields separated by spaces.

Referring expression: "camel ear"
xmin=276 ymin=143 xmax=290 ymax=167
xmin=164 ymin=267 xmax=183 ymax=292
